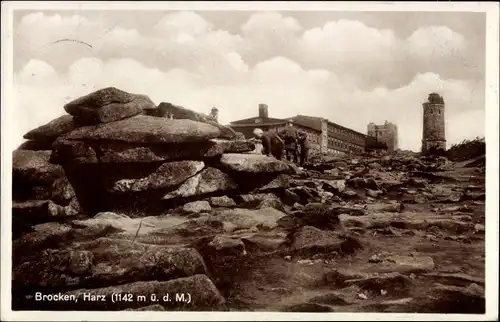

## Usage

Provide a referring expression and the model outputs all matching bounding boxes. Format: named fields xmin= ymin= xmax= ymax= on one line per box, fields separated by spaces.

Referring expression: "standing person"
xmin=298 ymin=131 xmax=310 ymax=166
xmin=253 ymin=128 xmax=284 ymax=160
xmin=280 ymin=122 xmax=299 ymax=163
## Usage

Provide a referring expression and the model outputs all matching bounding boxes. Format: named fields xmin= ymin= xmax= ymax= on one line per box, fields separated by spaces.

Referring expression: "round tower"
xmin=421 ymin=93 xmax=446 ymax=153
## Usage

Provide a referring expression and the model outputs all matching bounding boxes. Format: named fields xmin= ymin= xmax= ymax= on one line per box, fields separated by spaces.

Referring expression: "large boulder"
xmin=220 ymin=153 xmax=291 ymax=174
xmin=23 ymin=115 xmax=76 ymax=144
xmin=13 ymin=238 xmax=208 ymax=291
xmin=163 ymin=167 xmax=237 ymax=200
xmin=13 ymin=150 xmax=64 ymax=185
xmin=63 ymin=87 xmax=155 ymax=124
xmin=110 ymin=161 xmax=205 ymax=193
xmin=291 ymin=226 xmax=363 ymax=256
xmin=12 ymin=150 xmax=71 ymax=202
xmin=146 ymin=102 xmax=237 ymax=140
xmin=64 ymin=115 xmax=221 ymax=144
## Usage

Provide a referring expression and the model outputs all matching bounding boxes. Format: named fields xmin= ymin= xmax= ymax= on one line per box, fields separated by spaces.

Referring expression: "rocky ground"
xmin=11 ymin=87 xmax=486 ymax=313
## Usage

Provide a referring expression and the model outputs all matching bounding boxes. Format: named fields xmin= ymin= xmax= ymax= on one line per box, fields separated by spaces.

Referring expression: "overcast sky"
xmin=12 ymin=9 xmax=486 ymax=151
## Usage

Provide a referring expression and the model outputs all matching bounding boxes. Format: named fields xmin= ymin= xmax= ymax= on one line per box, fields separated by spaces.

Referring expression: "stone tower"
xmin=421 ymin=93 xmax=446 ymax=153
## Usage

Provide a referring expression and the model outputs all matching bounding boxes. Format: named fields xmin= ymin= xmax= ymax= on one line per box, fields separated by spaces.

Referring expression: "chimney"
xmin=258 ymin=104 xmax=268 ymax=118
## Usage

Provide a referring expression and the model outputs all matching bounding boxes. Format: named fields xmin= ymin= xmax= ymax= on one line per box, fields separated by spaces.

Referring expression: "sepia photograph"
xmin=1 ymin=1 xmax=498 ymax=321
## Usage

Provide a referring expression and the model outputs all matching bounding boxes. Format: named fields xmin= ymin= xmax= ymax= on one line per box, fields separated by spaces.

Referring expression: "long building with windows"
xmin=228 ymin=104 xmax=367 ymax=155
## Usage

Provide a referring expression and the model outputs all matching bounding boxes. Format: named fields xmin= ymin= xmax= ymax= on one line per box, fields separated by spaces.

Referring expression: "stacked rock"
xmin=14 ymin=87 xmax=293 ymax=218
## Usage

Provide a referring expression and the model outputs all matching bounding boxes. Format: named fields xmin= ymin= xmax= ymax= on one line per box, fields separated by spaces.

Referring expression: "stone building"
xmin=367 ymin=121 xmax=398 ymax=152
xmin=228 ymin=104 xmax=366 ymax=155
xmin=228 ymin=104 xmax=323 ymax=152
xmin=421 ymin=93 xmax=446 ymax=153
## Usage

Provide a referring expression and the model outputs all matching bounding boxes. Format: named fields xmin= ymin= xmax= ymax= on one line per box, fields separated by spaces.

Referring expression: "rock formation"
xmin=11 ymin=87 xmax=485 ymax=313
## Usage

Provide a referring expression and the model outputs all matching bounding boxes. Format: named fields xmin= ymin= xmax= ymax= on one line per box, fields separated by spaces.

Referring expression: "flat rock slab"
xmin=64 ymin=115 xmax=221 ymax=144
xmin=369 ymin=254 xmax=435 ymax=274
xmin=182 ymin=200 xmax=212 ymax=214
xmin=54 ymin=138 xmax=255 ymax=165
xmin=148 ymin=102 xmax=237 ymax=140
xmin=13 ymin=237 xmax=207 ymax=291
xmin=220 ymin=153 xmax=291 ymax=174
xmin=64 ymin=87 xmax=155 ymax=124
xmin=13 ymin=150 xmax=64 ymax=184
xmin=422 ymin=273 xmax=485 ymax=286
xmin=292 ymin=226 xmax=363 ymax=256
xmin=23 ymin=114 xmax=76 ymax=143
xmin=345 ymin=272 xmax=412 ymax=296
xmin=339 ymin=213 xmax=475 ymax=234
xmin=110 ymin=161 xmax=205 ymax=192
xmin=163 ymin=167 xmax=237 ymax=200
xmin=209 ymin=196 xmax=237 ymax=207
xmin=205 ymin=139 xmax=255 ymax=157
xmin=215 ymin=207 xmax=287 ymax=233
xmin=12 ymin=199 xmax=80 ymax=227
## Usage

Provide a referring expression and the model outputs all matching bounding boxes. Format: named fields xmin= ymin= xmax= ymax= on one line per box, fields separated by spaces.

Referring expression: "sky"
xmin=11 ymin=9 xmax=486 ymax=151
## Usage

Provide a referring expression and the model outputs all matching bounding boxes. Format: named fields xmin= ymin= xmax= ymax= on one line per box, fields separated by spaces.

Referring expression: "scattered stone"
xmin=345 ymin=272 xmax=412 ymax=296
xmin=292 ymin=226 xmax=363 ymax=256
xmin=241 ymin=233 xmax=287 ymax=252
xmin=294 ymin=203 xmax=342 ymax=230
xmin=366 ymin=202 xmax=403 ymax=213
xmin=209 ymin=196 xmax=237 ymax=208
xmin=207 ymin=235 xmax=246 ymax=257
xmin=374 ymin=254 xmax=435 ymax=273
xmin=182 ymin=201 xmax=212 ymax=214
xmin=366 ymin=189 xmax=383 ymax=198
xmin=281 ymin=189 xmax=301 ymax=206
xmin=215 ymin=207 xmax=287 ymax=233
xmin=236 ymin=193 xmax=279 ymax=207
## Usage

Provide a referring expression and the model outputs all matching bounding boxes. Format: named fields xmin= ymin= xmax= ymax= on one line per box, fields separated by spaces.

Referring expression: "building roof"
xmin=229 ymin=113 xmax=366 ymax=137
xmin=229 ymin=116 xmax=320 ymax=133
xmin=229 ymin=116 xmax=286 ymax=125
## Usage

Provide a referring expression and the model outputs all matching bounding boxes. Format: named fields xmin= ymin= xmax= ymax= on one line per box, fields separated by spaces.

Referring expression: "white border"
xmin=1 ymin=1 xmax=499 ymax=321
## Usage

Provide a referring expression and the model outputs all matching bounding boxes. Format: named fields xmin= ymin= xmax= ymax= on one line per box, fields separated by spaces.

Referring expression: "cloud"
xmin=405 ymin=26 xmax=467 ymax=59
xmin=11 ymin=11 xmax=485 ymax=152
xmin=13 ymin=54 xmax=484 ymax=153
xmin=299 ymin=20 xmax=397 ymax=64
